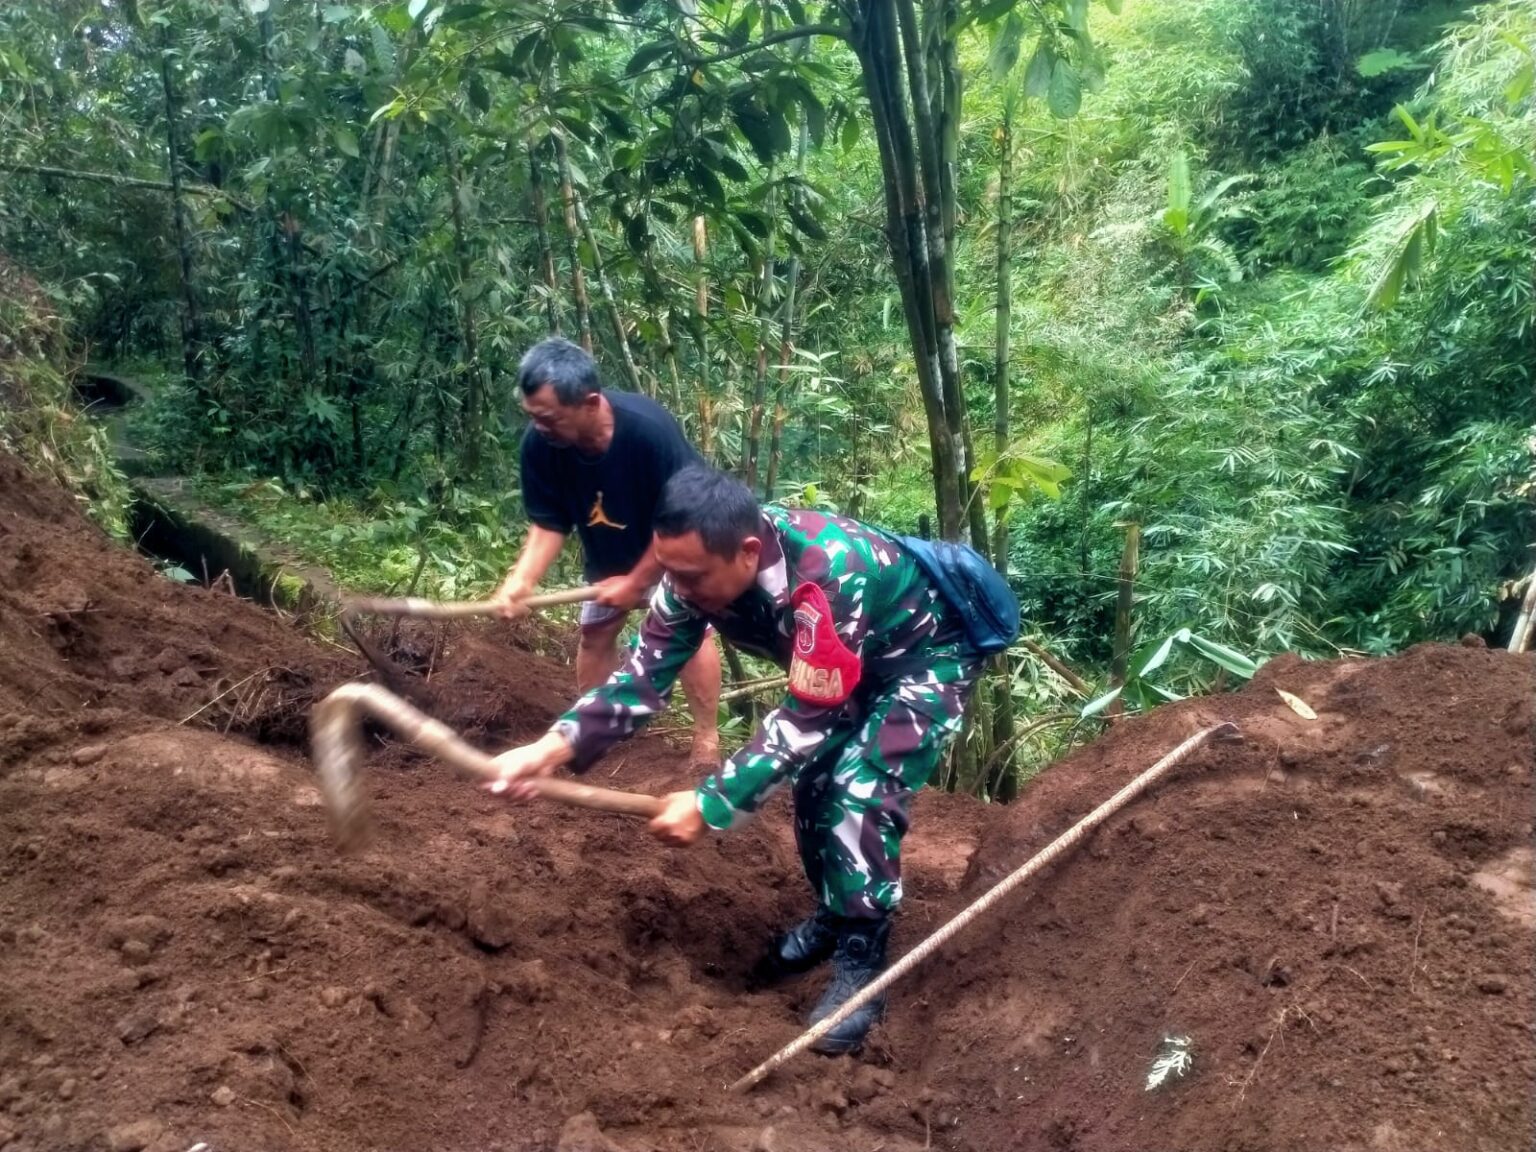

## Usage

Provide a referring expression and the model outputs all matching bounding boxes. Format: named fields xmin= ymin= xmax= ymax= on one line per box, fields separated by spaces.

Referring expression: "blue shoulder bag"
xmin=895 ymin=535 xmax=1021 ymax=655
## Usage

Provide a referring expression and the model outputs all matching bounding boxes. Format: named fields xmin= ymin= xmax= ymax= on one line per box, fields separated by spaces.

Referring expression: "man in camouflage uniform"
xmin=489 ymin=464 xmax=996 ymax=1052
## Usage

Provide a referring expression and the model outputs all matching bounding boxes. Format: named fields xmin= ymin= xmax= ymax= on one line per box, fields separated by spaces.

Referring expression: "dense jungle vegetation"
xmin=1 ymin=0 xmax=1532 ymax=791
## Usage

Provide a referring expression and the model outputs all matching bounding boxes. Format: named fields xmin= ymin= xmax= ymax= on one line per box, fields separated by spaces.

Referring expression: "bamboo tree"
xmin=765 ymin=106 xmax=810 ymax=501
xmin=446 ymin=141 xmax=484 ymax=477
xmin=158 ymin=30 xmax=202 ymax=386
xmin=527 ymin=141 xmax=561 ymax=334
xmin=990 ymin=80 xmax=1019 ymax=798
xmin=744 ymin=172 xmax=779 ymax=491
xmin=692 ymin=214 xmax=715 ymax=459
xmin=552 ymin=129 xmax=594 ymax=353
xmin=560 ymin=129 xmax=645 ymax=395
xmin=1109 ymin=523 xmax=1141 ymax=718
xmin=850 ymin=0 xmax=963 ymax=538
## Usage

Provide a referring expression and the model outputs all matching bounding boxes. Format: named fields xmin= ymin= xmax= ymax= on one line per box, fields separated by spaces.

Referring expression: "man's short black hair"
xmin=656 ymin=464 xmax=762 ymax=557
xmin=516 ymin=336 xmax=600 ymax=405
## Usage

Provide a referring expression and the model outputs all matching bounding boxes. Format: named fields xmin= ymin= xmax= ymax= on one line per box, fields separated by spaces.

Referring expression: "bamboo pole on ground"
xmin=729 ymin=721 xmax=1239 ymax=1092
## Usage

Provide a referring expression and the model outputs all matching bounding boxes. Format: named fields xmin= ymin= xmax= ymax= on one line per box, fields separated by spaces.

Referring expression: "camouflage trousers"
xmin=791 ymin=641 xmax=982 ymax=920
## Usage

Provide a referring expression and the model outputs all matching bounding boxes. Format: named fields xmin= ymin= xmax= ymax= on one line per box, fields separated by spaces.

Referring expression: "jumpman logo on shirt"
xmin=587 ymin=491 xmax=627 ymax=530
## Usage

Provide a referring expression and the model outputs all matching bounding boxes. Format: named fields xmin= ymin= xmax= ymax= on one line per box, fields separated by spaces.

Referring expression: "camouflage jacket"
xmin=551 ymin=506 xmax=964 ymax=829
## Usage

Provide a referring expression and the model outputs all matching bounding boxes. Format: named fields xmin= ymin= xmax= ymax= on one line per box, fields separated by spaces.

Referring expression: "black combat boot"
xmin=749 ymin=905 xmax=839 ymax=987
xmin=808 ymin=915 xmax=891 ymax=1054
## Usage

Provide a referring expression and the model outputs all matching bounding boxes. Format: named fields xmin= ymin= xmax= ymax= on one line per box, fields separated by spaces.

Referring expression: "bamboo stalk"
xmin=1022 ymin=638 xmax=1090 ymax=697
xmin=718 ymin=676 xmax=789 ymax=704
xmin=1509 ymin=564 xmax=1536 ymax=653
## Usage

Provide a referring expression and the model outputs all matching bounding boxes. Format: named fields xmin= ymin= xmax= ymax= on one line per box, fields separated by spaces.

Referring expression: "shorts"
xmin=578 ymin=600 xmax=630 ymax=632
xmin=579 ymin=594 xmax=713 ymax=640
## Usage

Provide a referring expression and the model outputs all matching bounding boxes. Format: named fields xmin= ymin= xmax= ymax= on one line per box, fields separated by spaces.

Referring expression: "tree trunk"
xmin=896 ymin=0 xmax=975 ymax=545
xmin=528 ymin=141 xmax=562 ymax=334
xmin=851 ymin=0 xmax=962 ymax=538
xmin=1509 ymin=565 xmax=1536 ymax=653
xmin=561 ymin=130 xmax=644 ymax=394
xmin=446 ymin=143 xmax=484 ymax=477
xmin=552 ymin=129 xmax=594 ymax=353
xmin=282 ymin=215 xmax=320 ymax=387
xmin=389 ymin=296 xmax=438 ymax=481
xmin=692 ymin=215 xmax=715 ymax=459
xmin=764 ymin=101 xmax=810 ymax=501
xmin=992 ymin=92 xmax=1014 ymax=575
xmin=989 ymin=90 xmax=1018 ymax=800
xmin=159 ymin=39 xmax=202 ymax=385
xmin=744 ymin=175 xmax=778 ymax=491
xmin=641 ymin=240 xmax=686 ymax=412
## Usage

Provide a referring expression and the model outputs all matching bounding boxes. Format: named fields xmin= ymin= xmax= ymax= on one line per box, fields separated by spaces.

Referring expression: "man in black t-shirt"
xmin=492 ymin=337 xmax=720 ymax=765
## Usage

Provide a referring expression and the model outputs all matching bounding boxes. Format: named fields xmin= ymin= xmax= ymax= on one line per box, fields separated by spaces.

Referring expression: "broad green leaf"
xmin=1081 ymin=686 xmax=1121 ymax=718
xmin=323 ymin=5 xmax=353 ymax=23
xmin=1183 ymin=633 xmax=1259 ymax=678
xmin=626 ymin=40 xmax=674 ymax=77
xmin=736 ymin=208 xmax=771 ymax=238
xmin=1022 ymin=41 xmax=1053 ymax=100
xmin=731 ymin=98 xmax=787 ymax=164
xmin=989 ymin=13 xmax=1025 ymax=81
xmin=1102 ymin=0 xmax=1123 ymax=13
xmin=377 ymin=5 xmax=412 ymax=34
xmin=963 ymin=0 xmax=1017 ymax=33
xmin=1392 ymin=103 xmax=1424 ymax=141
xmin=787 ymin=198 xmax=828 ymax=240
xmin=803 ymin=94 xmax=826 ymax=150
xmin=1133 ymin=628 xmax=1190 ymax=678
xmin=1047 ymin=58 xmax=1081 ymax=119
xmin=370 ymin=24 xmax=396 ymax=75
xmin=1066 ymin=0 xmax=1088 ymax=35
xmin=467 ymin=72 xmax=490 ymax=113
xmin=333 ymin=126 xmax=361 ymax=158
xmin=839 ymin=113 xmax=861 ymax=154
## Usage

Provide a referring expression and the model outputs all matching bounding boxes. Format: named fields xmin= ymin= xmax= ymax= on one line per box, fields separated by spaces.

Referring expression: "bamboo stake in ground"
xmin=729 ymin=721 xmax=1240 ymax=1093
xmin=1509 ymin=563 xmax=1536 ymax=653
xmin=311 ymin=681 xmax=661 ymax=850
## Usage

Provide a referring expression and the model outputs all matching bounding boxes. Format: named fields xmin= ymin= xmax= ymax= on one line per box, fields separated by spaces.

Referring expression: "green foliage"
xmin=1243 ymin=137 xmax=1373 ymax=271
xmin=192 ymin=473 xmax=535 ymax=600
xmin=0 ymin=261 xmax=130 ymax=535
xmin=1082 ymin=627 xmax=1261 ymax=717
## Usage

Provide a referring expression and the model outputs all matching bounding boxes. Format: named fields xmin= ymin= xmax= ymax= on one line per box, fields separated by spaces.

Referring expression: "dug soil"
xmin=0 ymin=450 xmax=1531 ymax=1152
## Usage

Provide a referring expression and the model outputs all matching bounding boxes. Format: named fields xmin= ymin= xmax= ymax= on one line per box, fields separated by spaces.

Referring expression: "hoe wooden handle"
xmin=311 ymin=681 xmax=662 ymax=849
xmin=343 ymin=585 xmax=599 ymax=619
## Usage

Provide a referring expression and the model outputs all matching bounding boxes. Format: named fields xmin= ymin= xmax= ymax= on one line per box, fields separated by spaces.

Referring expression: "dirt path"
xmin=0 ymin=451 xmax=1530 ymax=1152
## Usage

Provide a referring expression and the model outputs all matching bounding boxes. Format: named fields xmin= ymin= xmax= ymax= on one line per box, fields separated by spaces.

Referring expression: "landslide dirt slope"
xmin=0 ymin=451 xmax=1531 ymax=1152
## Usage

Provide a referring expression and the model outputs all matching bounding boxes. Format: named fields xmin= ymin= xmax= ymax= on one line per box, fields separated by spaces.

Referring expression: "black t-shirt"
xmin=520 ymin=390 xmax=700 ymax=580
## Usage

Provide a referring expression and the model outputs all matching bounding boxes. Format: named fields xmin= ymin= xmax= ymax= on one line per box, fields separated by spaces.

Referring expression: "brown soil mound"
xmin=0 ymin=451 xmax=1531 ymax=1152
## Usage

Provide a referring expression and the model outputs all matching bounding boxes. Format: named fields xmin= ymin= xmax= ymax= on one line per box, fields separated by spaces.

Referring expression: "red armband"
xmin=787 ymin=582 xmax=861 ymax=706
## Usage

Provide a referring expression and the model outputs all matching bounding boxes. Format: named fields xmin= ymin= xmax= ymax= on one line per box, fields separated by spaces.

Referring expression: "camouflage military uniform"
xmin=552 ymin=506 xmax=983 ymax=920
